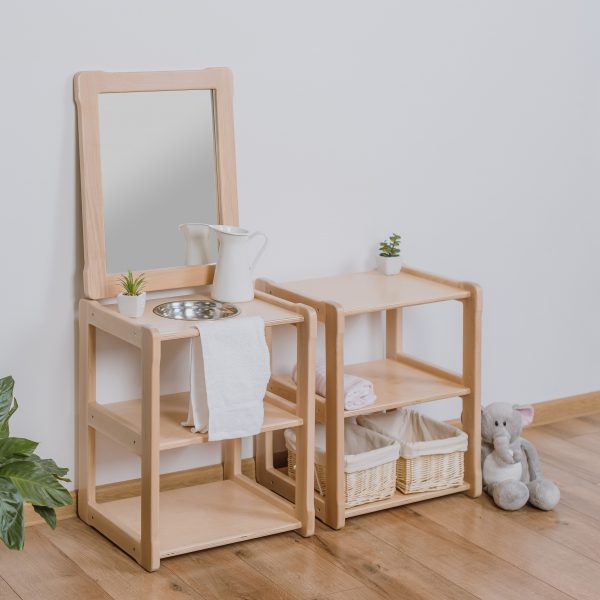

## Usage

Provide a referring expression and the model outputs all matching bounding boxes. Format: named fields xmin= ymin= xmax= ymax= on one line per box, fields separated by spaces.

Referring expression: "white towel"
xmin=292 ymin=360 xmax=376 ymax=411
xmin=182 ymin=316 xmax=270 ymax=441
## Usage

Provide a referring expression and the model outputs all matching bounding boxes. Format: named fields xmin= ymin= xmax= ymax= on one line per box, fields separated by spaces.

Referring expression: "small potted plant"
xmin=376 ymin=233 xmax=402 ymax=275
xmin=117 ymin=271 xmax=146 ymax=318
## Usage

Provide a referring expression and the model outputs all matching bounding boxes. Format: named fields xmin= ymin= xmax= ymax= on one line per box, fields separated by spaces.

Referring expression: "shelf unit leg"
xmin=78 ymin=301 xmax=96 ymax=523
xmin=294 ymin=306 xmax=316 ymax=536
xmin=223 ymin=438 xmax=242 ymax=479
xmin=255 ymin=431 xmax=273 ymax=486
xmin=324 ymin=302 xmax=346 ymax=529
xmin=462 ymin=284 xmax=483 ymax=498
xmin=385 ymin=307 xmax=403 ymax=358
xmin=140 ymin=328 xmax=161 ymax=572
xmin=255 ymin=325 xmax=273 ymax=485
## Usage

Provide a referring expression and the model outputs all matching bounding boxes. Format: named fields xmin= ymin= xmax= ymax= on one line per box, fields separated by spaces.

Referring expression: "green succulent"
xmin=119 ymin=270 xmax=146 ymax=296
xmin=379 ymin=233 xmax=401 ymax=257
xmin=0 ymin=376 xmax=72 ymax=550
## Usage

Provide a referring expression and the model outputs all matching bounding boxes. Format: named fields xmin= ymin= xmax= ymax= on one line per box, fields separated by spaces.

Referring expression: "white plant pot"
xmin=376 ymin=255 xmax=402 ymax=276
xmin=117 ymin=292 xmax=147 ymax=318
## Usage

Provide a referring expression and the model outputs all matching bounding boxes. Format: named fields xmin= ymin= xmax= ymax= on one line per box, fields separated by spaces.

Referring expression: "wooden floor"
xmin=1 ymin=414 xmax=599 ymax=600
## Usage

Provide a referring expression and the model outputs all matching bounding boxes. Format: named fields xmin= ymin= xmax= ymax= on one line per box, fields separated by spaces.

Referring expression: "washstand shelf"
xmin=255 ymin=266 xmax=482 ymax=529
xmin=78 ymin=289 xmax=317 ymax=571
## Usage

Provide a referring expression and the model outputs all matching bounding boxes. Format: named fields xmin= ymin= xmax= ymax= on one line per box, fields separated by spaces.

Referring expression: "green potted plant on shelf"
xmin=376 ymin=233 xmax=402 ymax=275
xmin=117 ymin=270 xmax=146 ymax=318
xmin=0 ymin=375 xmax=72 ymax=550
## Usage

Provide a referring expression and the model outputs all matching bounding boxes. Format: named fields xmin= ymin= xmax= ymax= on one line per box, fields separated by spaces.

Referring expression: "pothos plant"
xmin=379 ymin=233 xmax=401 ymax=257
xmin=0 ymin=376 xmax=72 ymax=550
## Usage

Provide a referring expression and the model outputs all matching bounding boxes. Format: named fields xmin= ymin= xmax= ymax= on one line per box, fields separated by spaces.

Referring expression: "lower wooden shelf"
xmin=344 ymin=482 xmax=470 ymax=518
xmin=94 ymin=478 xmax=301 ymax=559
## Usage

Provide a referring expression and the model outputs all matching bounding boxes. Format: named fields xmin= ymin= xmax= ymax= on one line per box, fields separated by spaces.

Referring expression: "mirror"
xmin=75 ymin=68 xmax=238 ymax=299
xmin=98 ymin=90 xmax=218 ymax=273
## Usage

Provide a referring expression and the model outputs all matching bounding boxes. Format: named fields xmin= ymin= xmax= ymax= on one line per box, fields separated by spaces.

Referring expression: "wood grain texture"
xmin=365 ymin=508 xmax=569 ymax=600
xmin=0 ymin=577 xmax=20 ymax=600
xmin=8 ymin=413 xmax=600 ymax=599
xmin=37 ymin=518 xmax=204 ymax=600
xmin=232 ymin=533 xmax=362 ymax=598
xmin=0 ymin=527 xmax=112 ymax=599
xmin=307 ymin=519 xmax=478 ymax=599
xmin=413 ymin=493 xmax=600 ymax=600
xmin=165 ymin=546 xmax=296 ymax=600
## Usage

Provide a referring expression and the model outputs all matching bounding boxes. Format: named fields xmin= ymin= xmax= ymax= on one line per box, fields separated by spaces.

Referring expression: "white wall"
xmin=1 ymin=1 xmax=599 ymax=488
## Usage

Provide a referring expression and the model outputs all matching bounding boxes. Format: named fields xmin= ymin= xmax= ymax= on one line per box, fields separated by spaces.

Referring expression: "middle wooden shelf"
xmin=89 ymin=391 xmax=303 ymax=453
xmin=269 ymin=357 xmax=470 ymax=422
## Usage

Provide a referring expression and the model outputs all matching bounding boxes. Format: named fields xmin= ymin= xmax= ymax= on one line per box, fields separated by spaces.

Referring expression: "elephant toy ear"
xmin=513 ymin=404 xmax=534 ymax=427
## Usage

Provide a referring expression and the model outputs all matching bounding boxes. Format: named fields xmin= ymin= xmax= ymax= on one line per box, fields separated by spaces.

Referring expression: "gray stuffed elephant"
xmin=481 ymin=403 xmax=560 ymax=511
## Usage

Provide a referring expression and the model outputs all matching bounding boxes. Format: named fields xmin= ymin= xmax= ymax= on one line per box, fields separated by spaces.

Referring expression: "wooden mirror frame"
xmin=74 ymin=68 xmax=239 ymax=300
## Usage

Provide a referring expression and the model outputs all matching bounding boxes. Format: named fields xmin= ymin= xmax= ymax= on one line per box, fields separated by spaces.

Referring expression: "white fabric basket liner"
xmin=357 ymin=409 xmax=468 ymax=459
xmin=285 ymin=422 xmax=400 ymax=474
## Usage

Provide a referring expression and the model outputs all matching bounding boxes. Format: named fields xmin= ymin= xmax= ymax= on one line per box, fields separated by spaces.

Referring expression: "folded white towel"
xmin=182 ymin=316 xmax=270 ymax=441
xmin=292 ymin=360 xmax=376 ymax=411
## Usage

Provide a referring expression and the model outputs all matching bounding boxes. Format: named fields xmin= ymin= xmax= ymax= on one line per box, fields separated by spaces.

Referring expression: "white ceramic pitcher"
xmin=209 ymin=225 xmax=268 ymax=303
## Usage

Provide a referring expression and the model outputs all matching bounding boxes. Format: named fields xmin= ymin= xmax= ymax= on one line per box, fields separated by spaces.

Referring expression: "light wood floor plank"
xmin=413 ymin=493 xmax=600 ymax=600
xmin=165 ymin=544 xmax=297 ymax=600
xmin=323 ymin=588 xmax=385 ymax=599
xmin=568 ymin=431 xmax=600 ymax=454
xmin=525 ymin=428 xmax=600 ymax=484
xmin=0 ymin=577 xmax=21 ymax=600
xmin=541 ymin=416 xmax=600 ymax=439
xmin=0 ymin=527 xmax=112 ymax=600
xmin=494 ymin=498 xmax=600 ymax=563
xmin=363 ymin=507 xmax=570 ymax=599
xmin=579 ymin=413 xmax=600 ymax=427
xmin=537 ymin=461 xmax=600 ymax=523
xmin=0 ymin=412 xmax=597 ymax=599
xmin=307 ymin=520 xmax=478 ymax=599
xmin=231 ymin=532 xmax=364 ymax=599
xmin=38 ymin=517 xmax=206 ymax=600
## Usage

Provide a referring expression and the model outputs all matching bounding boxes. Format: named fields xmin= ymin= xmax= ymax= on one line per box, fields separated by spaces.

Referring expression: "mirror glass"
xmin=98 ymin=90 xmax=218 ymax=273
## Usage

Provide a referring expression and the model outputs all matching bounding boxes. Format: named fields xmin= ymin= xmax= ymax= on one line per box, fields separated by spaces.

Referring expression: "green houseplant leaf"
xmin=0 ymin=438 xmax=38 ymax=462
xmin=0 ymin=376 xmax=15 ymax=434
xmin=29 ymin=455 xmax=71 ymax=482
xmin=32 ymin=505 xmax=57 ymax=530
xmin=0 ymin=478 xmax=24 ymax=550
xmin=0 ymin=461 xmax=72 ymax=508
xmin=0 ymin=375 xmax=72 ymax=550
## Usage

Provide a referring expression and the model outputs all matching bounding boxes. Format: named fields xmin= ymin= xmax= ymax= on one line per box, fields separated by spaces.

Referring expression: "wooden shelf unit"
xmin=78 ymin=290 xmax=317 ymax=571
xmin=255 ymin=266 xmax=482 ymax=529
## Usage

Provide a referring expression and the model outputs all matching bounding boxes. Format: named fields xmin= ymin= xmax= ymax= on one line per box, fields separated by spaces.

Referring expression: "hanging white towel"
xmin=292 ymin=360 xmax=376 ymax=411
xmin=182 ymin=316 xmax=270 ymax=441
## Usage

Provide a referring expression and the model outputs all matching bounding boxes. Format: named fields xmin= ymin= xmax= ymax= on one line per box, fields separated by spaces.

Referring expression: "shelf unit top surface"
xmin=93 ymin=392 xmax=302 ymax=450
xmin=95 ymin=479 xmax=301 ymax=558
xmin=282 ymin=270 xmax=469 ymax=314
xmin=98 ymin=292 xmax=302 ymax=340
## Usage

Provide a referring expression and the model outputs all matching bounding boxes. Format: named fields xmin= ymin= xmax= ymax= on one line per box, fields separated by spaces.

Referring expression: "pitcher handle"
xmin=248 ymin=231 xmax=268 ymax=270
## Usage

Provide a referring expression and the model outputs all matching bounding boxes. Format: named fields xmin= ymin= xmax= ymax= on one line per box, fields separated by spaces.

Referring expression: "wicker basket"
xmin=357 ymin=410 xmax=468 ymax=494
xmin=285 ymin=423 xmax=399 ymax=508
xmin=396 ymin=450 xmax=464 ymax=493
